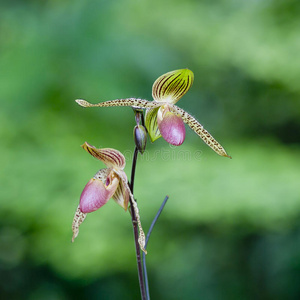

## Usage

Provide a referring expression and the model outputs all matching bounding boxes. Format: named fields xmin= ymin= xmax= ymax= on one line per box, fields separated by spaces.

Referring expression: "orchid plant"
xmin=72 ymin=69 xmax=230 ymax=300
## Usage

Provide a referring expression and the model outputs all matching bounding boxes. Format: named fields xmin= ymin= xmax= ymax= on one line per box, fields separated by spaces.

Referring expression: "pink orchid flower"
xmin=72 ymin=142 xmax=146 ymax=253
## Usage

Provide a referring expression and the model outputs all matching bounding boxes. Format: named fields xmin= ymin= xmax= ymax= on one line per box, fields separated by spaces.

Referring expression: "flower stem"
xmin=129 ymin=146 xmax=146 ymax=300
xmin=130 ymin=147 xmax=139 ymax=192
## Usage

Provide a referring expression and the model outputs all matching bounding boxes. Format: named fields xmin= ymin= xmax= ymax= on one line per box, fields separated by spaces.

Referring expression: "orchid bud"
xmin=157 ymin=106 xmax=186 ymax=146
xmin=134 ymin=125 xmax=147 ymax=154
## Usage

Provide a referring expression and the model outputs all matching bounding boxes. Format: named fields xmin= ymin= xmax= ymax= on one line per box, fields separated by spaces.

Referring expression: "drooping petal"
xmin=152 ymin=69 xmax=194 ymax=104
xmin=157 ymin=106 xmax=186 ymax=146
xmin=71 ymin=205 xmax=87 ymax=242
xmin=112 ymin=172 xmax=129 ymax=211
xmin=116 ymin=171 xmax=147 ymax=254
xmin=79 ymin=169 xmax=119 ymax=213
xmin=76 ymin=98 xmax=162 ymax=109
xmin=169 ymin=104 xmax=231 ymax=158
xmin=145 ymin=107 xmax=162 ymax=142
xmin=81 ymin=142 xmax=126 ymax=170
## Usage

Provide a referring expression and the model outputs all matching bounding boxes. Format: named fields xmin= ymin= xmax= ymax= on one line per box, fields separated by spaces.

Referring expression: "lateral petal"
xmin=76 ymin=98 xmax=162 ymax=109
xmin=152 ymin=69 xmax=194 ymax=104
xmin=169 ymin=105 xmax=231 ymax=158
xmin=71 ymin=205 xmax=87 ymax=242
xmin=81 ymin=142 xmax=126 ymax=170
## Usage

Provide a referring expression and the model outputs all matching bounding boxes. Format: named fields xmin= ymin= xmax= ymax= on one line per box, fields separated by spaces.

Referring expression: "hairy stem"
xmin=129 ymin=147 xmax=146 ymax=300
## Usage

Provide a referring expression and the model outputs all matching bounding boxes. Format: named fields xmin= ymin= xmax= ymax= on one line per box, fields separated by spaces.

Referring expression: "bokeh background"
xmin=1 ymin=0 xmax=300 ymax=299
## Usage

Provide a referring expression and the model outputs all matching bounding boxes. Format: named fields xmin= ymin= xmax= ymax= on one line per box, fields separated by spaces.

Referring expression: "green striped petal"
xmin=152 ymin=69 xmax=194 ymax=104
xmin=145 ymin=107 xmax=162 ymax=142
xmin=81 ymin=142 xmax=126 ymax=170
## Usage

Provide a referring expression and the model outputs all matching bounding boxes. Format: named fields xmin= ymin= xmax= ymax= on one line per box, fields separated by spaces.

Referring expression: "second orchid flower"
xmin=72 ymin=142 xmax=146 ymax=253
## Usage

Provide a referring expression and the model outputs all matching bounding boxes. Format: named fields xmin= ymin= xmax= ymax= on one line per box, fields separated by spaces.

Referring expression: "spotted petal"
xmin=116 ymin=171 xmax=147 ymax=254
xmin=169 ymin=105 xmax=231 ymax=158
xmin=71 ymin=205 xmax=87 ymax=242
xmin=76 ymin=98 xmax=162 ymax=109
xmin=152 ymin=69 xmax=194 ymax=104
xmin=81 ymin=142 xmax=126 ymax=170
xmin=145 ymin=107 xmax=162 ymax=142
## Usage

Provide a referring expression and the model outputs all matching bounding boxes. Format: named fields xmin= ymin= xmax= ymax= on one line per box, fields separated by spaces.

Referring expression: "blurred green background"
xmin=1 ymin=0 xmax=300 ymax=299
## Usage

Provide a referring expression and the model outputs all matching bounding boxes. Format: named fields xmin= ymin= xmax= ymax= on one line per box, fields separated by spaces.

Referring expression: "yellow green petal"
xmin=145 ymin=107 xmax=162 ymax=142
xmin=152 ymin=69 xmax=194 ymax=104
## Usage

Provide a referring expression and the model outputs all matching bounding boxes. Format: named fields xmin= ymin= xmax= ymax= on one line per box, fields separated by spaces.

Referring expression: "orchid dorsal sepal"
xmin=152 ymin=68 xmax=194 ymax=104
xmin=81 ymin=142 xmax=126 ymax=170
